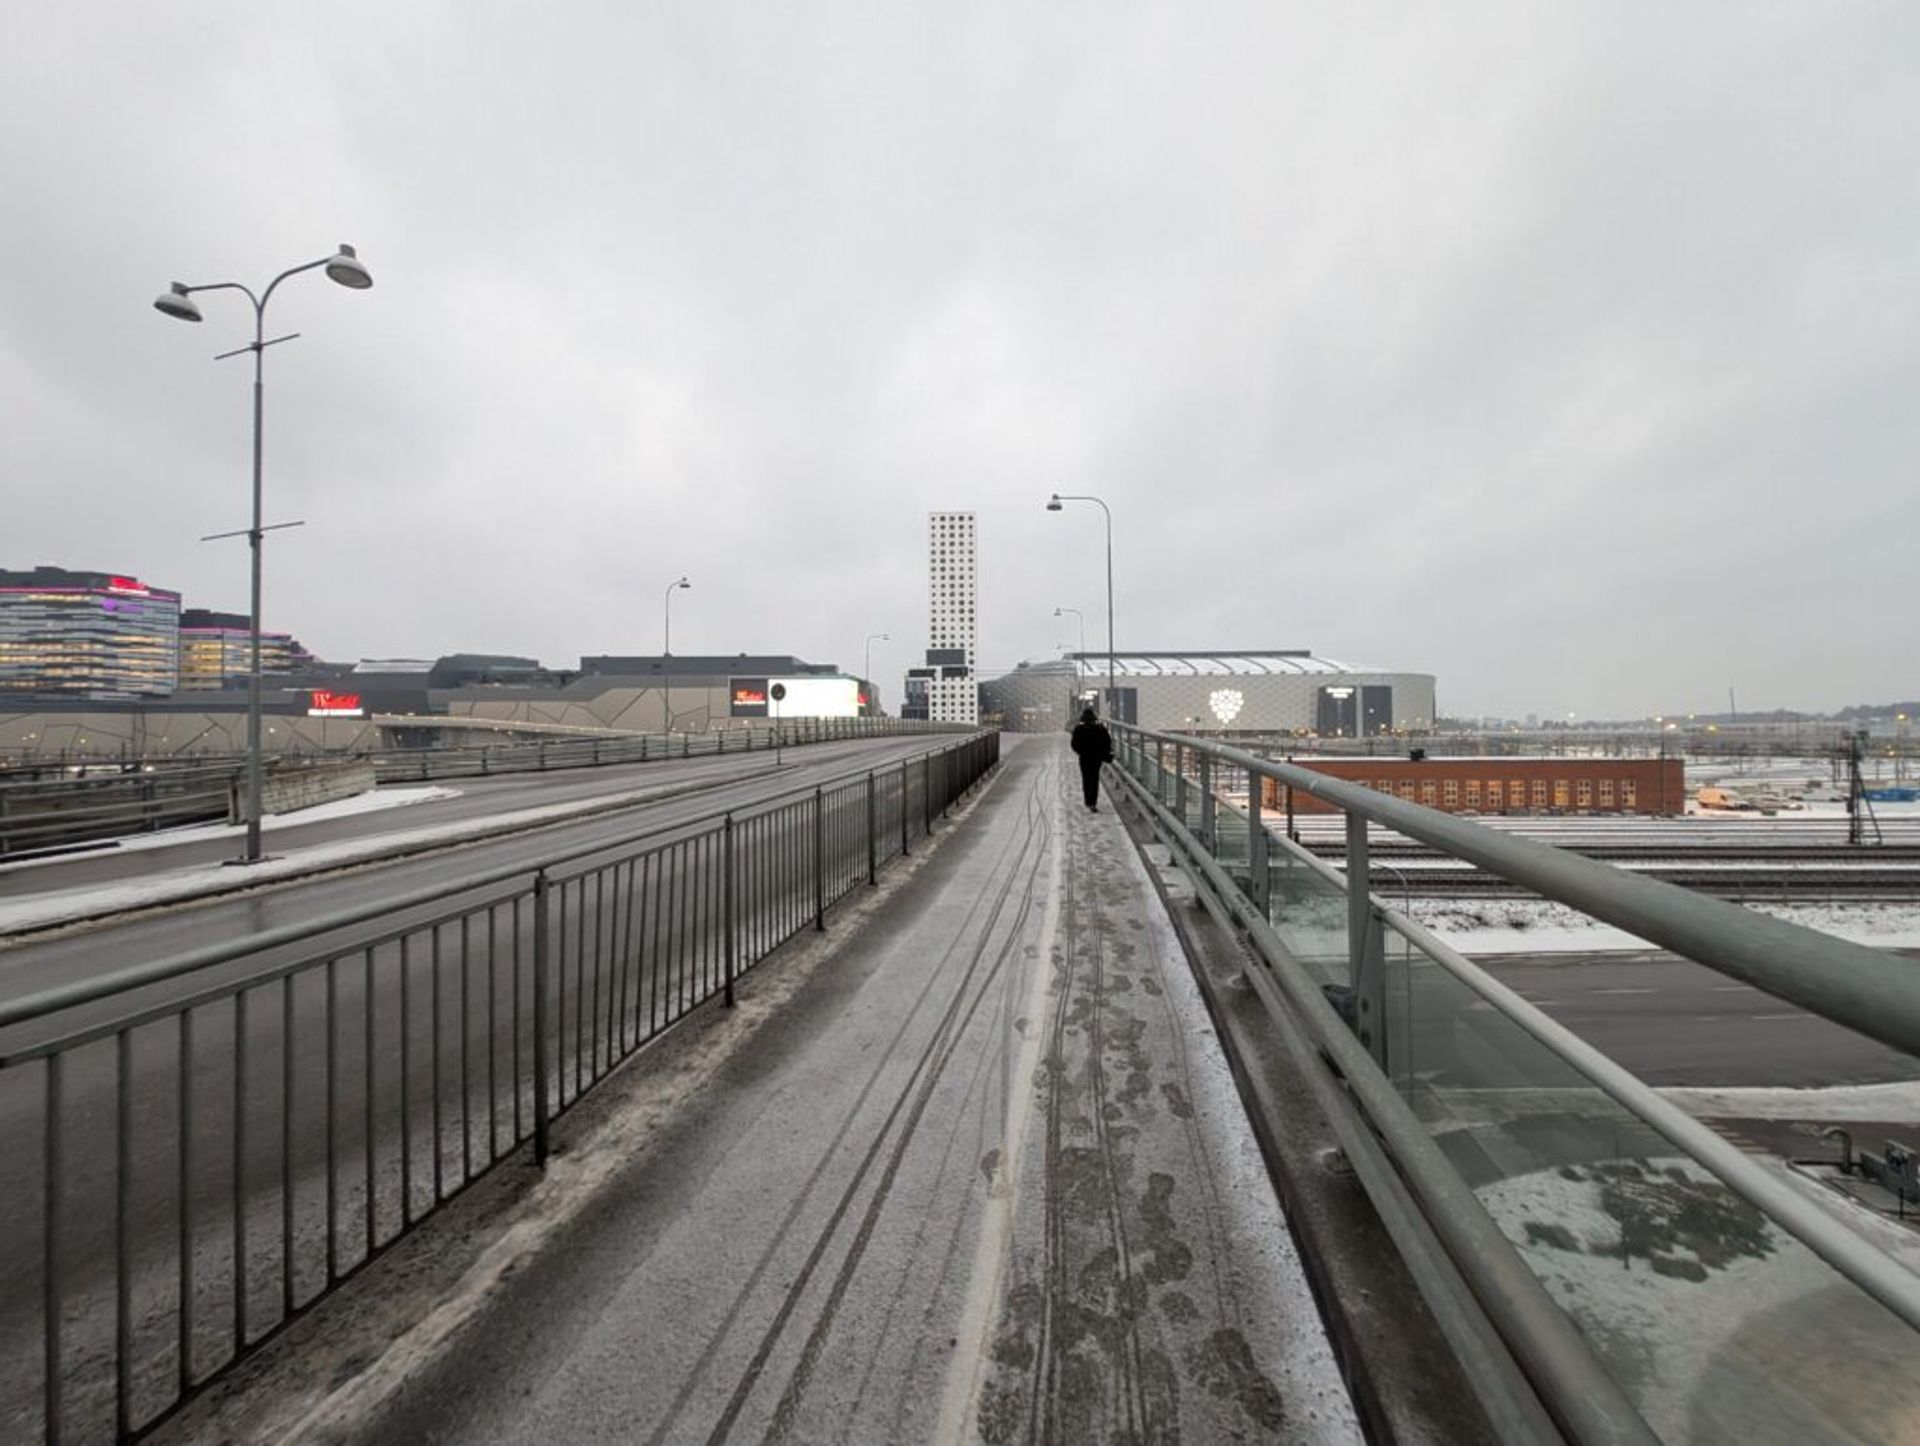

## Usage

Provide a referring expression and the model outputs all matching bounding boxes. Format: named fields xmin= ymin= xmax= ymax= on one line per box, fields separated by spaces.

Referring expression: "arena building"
xmin=980 ymin=652 xmax=1436 ymax=735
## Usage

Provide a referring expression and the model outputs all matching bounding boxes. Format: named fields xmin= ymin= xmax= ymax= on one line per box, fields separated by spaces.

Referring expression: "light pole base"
xmin=222 ymin=854 xmax=279 ymax=868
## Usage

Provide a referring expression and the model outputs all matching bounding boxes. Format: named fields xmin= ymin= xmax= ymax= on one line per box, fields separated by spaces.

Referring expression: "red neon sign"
xmin=308 ymin=690 xmax=364 ymax=715
xmin=733 ymin=688 xmax=767 ymax=705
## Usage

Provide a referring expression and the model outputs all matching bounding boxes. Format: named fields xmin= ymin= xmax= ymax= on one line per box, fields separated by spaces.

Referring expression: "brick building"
xmin=1261 ymin=756 xmax=1685 ymax=817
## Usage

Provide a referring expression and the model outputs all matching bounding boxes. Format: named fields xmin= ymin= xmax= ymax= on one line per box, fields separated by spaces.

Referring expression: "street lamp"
xmin=154 ymin=244 xmax=372 ymax=864
xmin=863 ymin=632 xmax=889 ymax=715
xmin=1053 ymin=606 xmax=1086 ymax=657
xmin=662 ymin=575 xmax=691 ymax=733
xmin=1046 ymin=494 xmax=1115 ymax=717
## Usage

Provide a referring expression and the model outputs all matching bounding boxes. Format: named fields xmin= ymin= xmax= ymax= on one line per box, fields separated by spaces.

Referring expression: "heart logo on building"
xmin=1209 ymin=689 xmax=1244 ymax=724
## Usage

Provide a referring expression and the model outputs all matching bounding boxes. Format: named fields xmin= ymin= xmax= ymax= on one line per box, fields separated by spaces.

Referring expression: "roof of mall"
xmin=1063 ymin=652 xmax=1400 ymax=678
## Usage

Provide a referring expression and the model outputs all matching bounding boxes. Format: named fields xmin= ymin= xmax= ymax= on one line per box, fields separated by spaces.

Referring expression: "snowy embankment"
xmin=1409 ymin=897 xmax=1920 ymax=955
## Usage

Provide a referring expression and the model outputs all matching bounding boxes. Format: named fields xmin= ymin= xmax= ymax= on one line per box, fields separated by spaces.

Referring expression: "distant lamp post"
xmin=863 ymin=632 xmax=889 ymax=714
xmin=154 ymin=244 xmax=373 ymax=864
xmin=1053 ymin=606 xmax=1086 ymax=657
xmin=1046 ymin=495 xmax=1115 ymax=716
xmin=662 ymin=575 xmax=691 ymax=733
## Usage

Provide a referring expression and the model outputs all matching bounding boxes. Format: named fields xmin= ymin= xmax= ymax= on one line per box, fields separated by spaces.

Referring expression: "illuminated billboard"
xmin=730 ymin=676 xmax=859 ymax=719
xmin=308 ymin=690 xmax=365 ymax=717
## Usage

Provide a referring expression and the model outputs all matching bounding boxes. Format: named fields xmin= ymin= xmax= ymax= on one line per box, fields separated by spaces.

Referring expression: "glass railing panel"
xmin=1383 ymin=924 xmax=1920 ymax=1442
xmin=1266 ymin=837 xmax=1349 ymax=987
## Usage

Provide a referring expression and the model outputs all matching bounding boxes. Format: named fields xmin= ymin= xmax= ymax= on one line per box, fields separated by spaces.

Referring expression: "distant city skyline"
xmin=5 ymin=7 xmax=1915 ymax=718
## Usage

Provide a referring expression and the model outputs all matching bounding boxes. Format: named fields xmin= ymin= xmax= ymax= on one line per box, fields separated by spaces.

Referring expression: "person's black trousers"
xmin=1079 ymin=762 xmax=1102 ymax=808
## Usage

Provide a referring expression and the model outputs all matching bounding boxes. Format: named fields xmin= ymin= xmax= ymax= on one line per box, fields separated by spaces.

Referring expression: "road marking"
xmin=1711 ymin=985 xmax=1755 ymax=993
xmin=1591 ymin=987 xmax=1656 ymax=995
xmin=1749 ymin=1013 xmax=1806 ymax=1022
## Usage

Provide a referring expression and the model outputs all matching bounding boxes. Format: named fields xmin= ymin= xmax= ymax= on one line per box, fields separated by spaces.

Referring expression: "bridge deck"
xmin=176 ymin=737 xmax=1356 ymax=1442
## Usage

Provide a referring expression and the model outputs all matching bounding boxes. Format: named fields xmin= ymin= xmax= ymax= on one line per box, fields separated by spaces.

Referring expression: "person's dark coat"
xmin=1070 ymin=711 xmax=1114 ymax=809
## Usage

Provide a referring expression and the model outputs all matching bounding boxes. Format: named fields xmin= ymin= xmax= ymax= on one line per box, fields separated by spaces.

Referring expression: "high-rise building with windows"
xmin=176 ymin=609 xmax=312 ymax=690
xmin=0 ymin=567 xmax=181 ymax=698
xmin=923 ymin=511 xmax=977 ymax=725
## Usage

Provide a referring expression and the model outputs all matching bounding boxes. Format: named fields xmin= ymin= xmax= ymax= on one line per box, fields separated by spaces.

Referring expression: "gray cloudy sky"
xmin=4 ymin=4 xmax=1915 ymax=718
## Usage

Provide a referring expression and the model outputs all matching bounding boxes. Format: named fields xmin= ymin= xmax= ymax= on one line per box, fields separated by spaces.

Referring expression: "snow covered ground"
xmin=0 ymin=785 xmax=462 ymax=879
xmin=0 ymin=781 xmax=691 ymax=937
xmin=1405 ymin=897 xmax=1920 ymax=955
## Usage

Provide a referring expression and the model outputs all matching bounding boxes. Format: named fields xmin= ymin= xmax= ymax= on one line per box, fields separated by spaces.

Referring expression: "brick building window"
xmin=1576 ymin=779 xmax=1593 ymax=808
xmin=1552 ymin=779 xmax=1571 ymax=808
xmin=1599 ymin=779 xmax=1616 ymax=807
xmin=1465 ymin=779 xmax=1481 ymax=808
xmin=1421 ymin=781 xmax=1438 ymax=805
xmin=1622 ymin=779 xmax=1638 ymax=808
xmin=1531 ymin=780 xmax=1549 ymax=809
xmin=1485 ymin=780 xmax=1501 ymax=809
xmin=1397 ymin=782 xmax=1416 ymax=800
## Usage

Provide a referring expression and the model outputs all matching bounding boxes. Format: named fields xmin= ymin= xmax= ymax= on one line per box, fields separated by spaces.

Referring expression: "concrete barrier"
xmin=258 ymin=757 xmax=376 ymax=816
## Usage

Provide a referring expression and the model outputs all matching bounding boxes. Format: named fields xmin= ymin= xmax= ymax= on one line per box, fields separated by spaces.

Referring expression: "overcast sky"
xmin=4 ymin=4 xmax=1914 ymax=718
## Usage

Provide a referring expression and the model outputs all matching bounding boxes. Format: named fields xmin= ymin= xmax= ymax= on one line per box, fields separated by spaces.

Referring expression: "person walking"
xmin=1070 ymin=706 xmax=1114 ymax=811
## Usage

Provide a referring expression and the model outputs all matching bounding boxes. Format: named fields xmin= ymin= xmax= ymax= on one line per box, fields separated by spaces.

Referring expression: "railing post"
xmin=532 ymin=870 xmax=551 ymax=1166
xmin=1346 ymin=809 xmax=1387 ymax=1068
xmin=1174 ymin=742 xmax=1189 ymax=820
xmin=813 ymin=787 xmax=826 ymax=930
xmin=866 ymin=771 xmax=878 ymax=885
xmin=924 ymin=754 xmax=934 ymax=833
xmin=901 ymin=760 xmax=911 ymax=855
xmin=723 ymin=813 xmax=737 ymax=1007
xmin=1248 ymin=768 xmax=1271 ymax=915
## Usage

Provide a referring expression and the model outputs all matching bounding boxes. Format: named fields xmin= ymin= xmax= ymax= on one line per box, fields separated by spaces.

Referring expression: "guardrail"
xmin=0 ymin=730 xmax=998 ymax=1442
xmin=1109 ymin=724 xmax=1920 ymax=1445
xmin=367 ymin=715 xmax=968 ymax=782
xmin=0 ymin=769 xmax=240 ymax=858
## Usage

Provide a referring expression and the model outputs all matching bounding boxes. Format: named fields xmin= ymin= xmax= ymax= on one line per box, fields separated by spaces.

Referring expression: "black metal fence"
xmin=0 ymin=731 xmax=999 ymax=1443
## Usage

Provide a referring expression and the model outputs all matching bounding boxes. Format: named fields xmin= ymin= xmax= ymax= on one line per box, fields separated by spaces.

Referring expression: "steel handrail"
xmin=0 ymin=732 xmax=989 ymax=1031
xmin=1122 ymin=725 xmax=1920 ymax=1058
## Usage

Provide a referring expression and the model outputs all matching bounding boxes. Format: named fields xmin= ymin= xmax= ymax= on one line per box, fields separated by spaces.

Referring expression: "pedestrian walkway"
xmin=235 ymin=736 xmax=1357 ymax=1442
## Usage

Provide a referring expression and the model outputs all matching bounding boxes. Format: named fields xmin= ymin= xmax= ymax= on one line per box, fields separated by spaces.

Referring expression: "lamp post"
xmin=1053 ymin=606 xmax=1086 ymax=657
xmin=1046 ymin=495 xmax=1115 ymax=717
xmin=662 ymin=575 xmax=691 ymax=733
xmin=154 ymin=244 xmax=373 ymax=864
xmin=863 ymin=633 xmax=889 ymax=715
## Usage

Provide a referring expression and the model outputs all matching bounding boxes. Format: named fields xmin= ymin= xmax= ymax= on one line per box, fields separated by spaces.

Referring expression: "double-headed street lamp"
xmin=154 ymin=244 xmax=373 ymax=865
xmin=863 ymin=632 xmax=889 ymax=714
xmin=1053 ymin=606 xmax=1086 ymax=657
xmin=663 ymin=575 xmax=691 ymax=733
xmin=1045 ymin=495 xmax=1115 ymax=716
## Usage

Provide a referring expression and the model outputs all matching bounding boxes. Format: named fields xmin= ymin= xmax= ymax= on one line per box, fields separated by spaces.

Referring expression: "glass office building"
xmin=0 ymin=567 xmax=182 ymax=698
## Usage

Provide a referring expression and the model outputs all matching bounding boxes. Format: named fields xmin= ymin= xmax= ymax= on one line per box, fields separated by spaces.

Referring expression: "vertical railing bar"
xmin=279 ymin=976 xmax=295 ymax=1321
xmin=532 ymin=872 xmax=551 ymax=1166
xmin=177 ymin=1008 xmax=194 ymax=1395
xmin=723 ymin=814 xmax=736 ymax=1008
xmin=587 ymin=871 xmax=603 ymax=1082
xmin=400 ymin=936 xmax=413 ymax=1225
xmin=615 ymin=859 xmax=636 ymax=1056
xmin=115 ymin=1028 xmax=133 ymax=1441
xmin=675 ymin=840 xmax=691 ymax=1021
xmin=511 ymin=896 xmax=524 ymax=1143
xmin=363 ymin=947 xmax=376 ymax=1258
xmin=232 ymin=989 xmax=249 ymax=1356
xmin=487 ymin=905 xmax=499 ymax=1162
xmin=572 ymin=876 xmax=586 ymax=1100
xmin=326 ymin=958 xmax=340 ymax=1283
xmin=554 ymin=879 xmax=568 ymax=1109
xmin=650 ymin=848 xmax=666 ymax=1035
xmin=430 ymin=923 xmax=444 ymax=1204
xmin=43 ymin=1053 xmax=64 ymax=1446
xmin=459 ymin=914 xmax=472 ymax=1184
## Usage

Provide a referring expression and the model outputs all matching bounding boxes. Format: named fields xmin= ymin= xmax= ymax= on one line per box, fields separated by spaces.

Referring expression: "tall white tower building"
xmin=926 ymin=511 xmax=977 ymax=724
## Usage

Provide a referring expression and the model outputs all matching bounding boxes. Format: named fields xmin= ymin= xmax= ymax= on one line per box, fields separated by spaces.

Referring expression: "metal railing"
xmin=0 ymin=730 xmax=998 ymax=1442
xmin=369 ymin=715 xmax=969 ymax=782
xmin=0 ymin=768 xmax=241 ymax=858
xmin=1110 ymin=724 xmax=1920 ymax=1445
